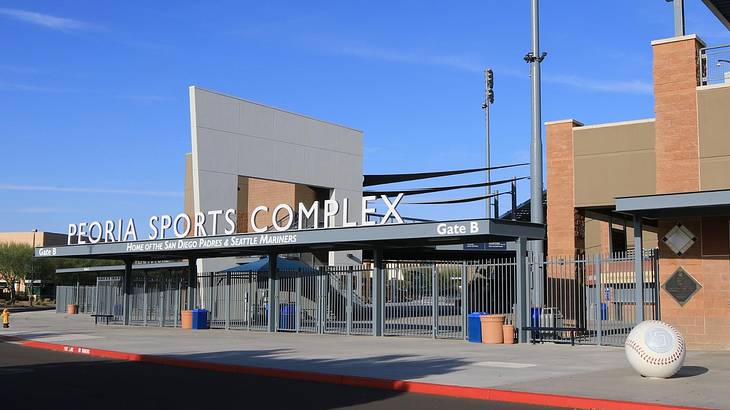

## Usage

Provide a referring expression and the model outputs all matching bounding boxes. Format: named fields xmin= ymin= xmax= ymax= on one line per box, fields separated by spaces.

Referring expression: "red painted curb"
xmin=0 ymin=335 xmax=708 ymax=410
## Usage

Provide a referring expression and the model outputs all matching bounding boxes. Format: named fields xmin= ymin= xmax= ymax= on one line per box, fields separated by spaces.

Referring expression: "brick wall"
xmin=658 ymin=217 xmax=730 ymax=350
xmin=652 ymin=36 xmax=704 ymax=194
xmin=546 ymin=120 xmax=583 ymax=258
xmin=246 ymin=178 xmax=297 ymax=232
xmin=239 ymin=177 xmax=323 ymax=232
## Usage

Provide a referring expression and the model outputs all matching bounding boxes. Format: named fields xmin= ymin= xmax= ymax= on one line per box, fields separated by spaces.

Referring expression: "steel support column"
xmin=159 ymin=276 xmax=165 ymax=327
xmin=187 ymin=258 xmax=197 ymax=310
xmin=123 ymin=260 xmax=133 ymax=326
xmin=317 ymin=269 xmax=325 ymax=334
xmin=346 ymin=266 xmax=353 ymax=335
xmin=268 ymin=253 xmax=278 ymax=332
xmin=528 ymin=0 xmax=545 ymax=308
xmin=593 ymin=255 xmax=603 ymax=345
xmin=461 ymin=261 xmax=467 ymax=340
xmin=653 ymin=251 xmax=661 ymax=320
xmin=225 ymin=271 xmax=231 ymax=330
xmin=143 ymin=273 xmax=148 ymax=326
xmin=295 ymin=276 xmax=301 ymax=333
xmin=515 ymin=237 xmax=528 ymax=343
xmin=432 ymin=263 xmax=439 ymax=339
xmin=373 ymin=249 xmax=384 ymax=337
xmin=633 ymin=216 xmax=645 ymax=323
xmin=208 ymin=272 xmax=214 ymax=312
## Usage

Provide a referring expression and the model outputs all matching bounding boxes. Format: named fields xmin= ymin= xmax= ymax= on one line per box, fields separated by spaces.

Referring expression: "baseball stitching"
xmin=625 ymin=321 xmax=685 ymax=366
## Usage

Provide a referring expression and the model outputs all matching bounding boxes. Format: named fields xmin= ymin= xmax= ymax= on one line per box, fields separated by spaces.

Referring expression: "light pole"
xmin=482 ymin=69 xmax=494 ymax=218
xmin=525 ymin=0 xmax=546 ymax=306
xmin=665 ymin=0 xmax=685 ymax=37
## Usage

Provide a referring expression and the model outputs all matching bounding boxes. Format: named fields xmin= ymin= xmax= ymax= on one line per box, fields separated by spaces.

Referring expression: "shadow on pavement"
xmin=671 ymin=365 xmax=709 ymax=378
xmin=176 ymin=348 xmax=473 ymax=381
xmin=1 ymin=341 xmax=547 ymax=410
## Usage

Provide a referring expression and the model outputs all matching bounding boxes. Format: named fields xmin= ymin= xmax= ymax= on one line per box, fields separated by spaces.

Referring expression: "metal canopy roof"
xmin=615 ymin=189 xmax=730 ymax=219
xmin=56 ymin=261 xmax=188 ymax=274
xmin=36 ymin=218 xmax=544 ymax=262
xmin=702 ymin=0 xmax=730 ymax=30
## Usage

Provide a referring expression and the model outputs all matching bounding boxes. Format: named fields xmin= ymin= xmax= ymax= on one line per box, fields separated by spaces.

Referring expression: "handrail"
xmin=699 ymin=44 xmax=730 ymax=86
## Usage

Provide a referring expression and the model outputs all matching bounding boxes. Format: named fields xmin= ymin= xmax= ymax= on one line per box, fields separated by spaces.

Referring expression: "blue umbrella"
xmin=222 ymin=256 xmax=318 ymax=274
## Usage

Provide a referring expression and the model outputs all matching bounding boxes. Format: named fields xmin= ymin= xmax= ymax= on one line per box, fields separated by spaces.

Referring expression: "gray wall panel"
xmin=190 ymin=86 xmax=363 ymax=270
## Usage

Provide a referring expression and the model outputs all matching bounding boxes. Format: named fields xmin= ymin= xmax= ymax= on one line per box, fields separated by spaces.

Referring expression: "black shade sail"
xmin=365 ymin=176 xmax=528 ymax=197
xmin=363 ymin=163 xmax=528 ymax=187
xmin=406 ymin=191 xmax=512 ymax=205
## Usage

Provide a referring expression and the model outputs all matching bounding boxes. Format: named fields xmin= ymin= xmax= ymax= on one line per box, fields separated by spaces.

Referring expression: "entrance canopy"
xmin=223 ymin=256 xmax=317 ymax=273
xmin=616 ymin=189 xmax=730 ymax=219
xmin=35 ymin=218 xmax=544 ymax=261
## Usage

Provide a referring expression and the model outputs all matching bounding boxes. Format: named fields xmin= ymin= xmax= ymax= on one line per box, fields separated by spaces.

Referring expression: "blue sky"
xmin=1 ymin=1 xmax=728 ymax=235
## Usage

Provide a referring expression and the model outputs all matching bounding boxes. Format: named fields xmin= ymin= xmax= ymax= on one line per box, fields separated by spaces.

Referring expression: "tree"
xmin=0 ymin=242 xmax=33 ymax=305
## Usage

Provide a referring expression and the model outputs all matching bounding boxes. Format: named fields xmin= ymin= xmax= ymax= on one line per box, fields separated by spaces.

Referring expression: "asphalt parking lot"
xmin=0 ymin=341 xmax=557 ymax=410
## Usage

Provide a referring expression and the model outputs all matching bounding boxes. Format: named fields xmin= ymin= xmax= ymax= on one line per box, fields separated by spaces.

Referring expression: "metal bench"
xmin=90 ymin=314 xmax=114 ymax=325
xmin=521 ymin=326 xmax=584 ymax=346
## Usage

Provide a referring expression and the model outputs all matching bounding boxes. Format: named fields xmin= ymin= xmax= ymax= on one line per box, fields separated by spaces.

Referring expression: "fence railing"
xmin=530 ymin=250 xmax=659 ymax=346
xmin=700 ymin=44 xmax=730 ymax=86
xmin=55 ymin=285 xmax=97 ymax=314
xmin=62 ymin=252 xmax=658 ymax=346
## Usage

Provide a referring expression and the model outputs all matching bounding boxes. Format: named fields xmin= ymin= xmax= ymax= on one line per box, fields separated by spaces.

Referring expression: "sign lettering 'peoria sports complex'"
xmin=66 ymin=194 xmax=405 ymax=245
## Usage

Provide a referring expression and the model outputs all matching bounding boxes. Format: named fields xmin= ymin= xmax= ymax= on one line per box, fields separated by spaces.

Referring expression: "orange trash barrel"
xmin=480 ymin=315 xmax=505 ymax=344
xmin=67 ymin=304 xmax=78 ymax=314
xmin=181 ymin=310 xmax=193 ymax=329
xmin=502 ymin=324 xmax=515 ymax=344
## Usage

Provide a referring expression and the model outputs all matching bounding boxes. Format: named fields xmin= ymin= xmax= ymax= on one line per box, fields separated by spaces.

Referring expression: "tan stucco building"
xmin=0 ymin=231 xmax=68 ymax=294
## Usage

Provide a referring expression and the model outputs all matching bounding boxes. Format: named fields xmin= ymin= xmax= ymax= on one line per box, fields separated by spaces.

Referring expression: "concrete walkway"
xmin=2 ymin=311 xmax=728 ymax=409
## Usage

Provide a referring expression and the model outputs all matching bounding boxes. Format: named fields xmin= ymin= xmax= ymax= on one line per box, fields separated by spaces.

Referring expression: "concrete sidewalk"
xmin=2 ymin=311 xmax=728 ymax=409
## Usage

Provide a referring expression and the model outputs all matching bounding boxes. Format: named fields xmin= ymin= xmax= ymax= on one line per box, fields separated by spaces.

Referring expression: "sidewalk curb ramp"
xmin=0 ymin=335 xmax=709 ymax=410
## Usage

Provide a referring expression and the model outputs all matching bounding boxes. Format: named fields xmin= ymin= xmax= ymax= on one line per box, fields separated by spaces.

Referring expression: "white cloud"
xmin=0 ymin=64 xmax=40 ymax=74
xmin=0 ymin=8 xmax=97 ymax=32
xmin=330 ymin=44 xmax=483 ymax=73
xmin=0 ymin=207 xmax=78 ymax=214
xmin=327 ymin=44 xmax=651 ymax=95
xmin=0 ymin=82 xmax=80 ymax=93
xmin=115 ymin=94 xmax=177 ymax=103
xmin=0 ymin=184 xmax=182 ymax=198
xmin=544 ymin=74 xmax=653 ymax=95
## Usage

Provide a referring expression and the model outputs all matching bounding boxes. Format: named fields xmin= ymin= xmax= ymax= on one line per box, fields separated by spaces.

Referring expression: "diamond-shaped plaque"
xmin=662 ymin=267 xmax=701 ymax=306
xmin=662 ymin=223 xmax=696 ymax=256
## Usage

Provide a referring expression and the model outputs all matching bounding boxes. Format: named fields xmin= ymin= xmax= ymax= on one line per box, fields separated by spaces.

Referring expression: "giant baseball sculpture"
xmin=625 ymin=320 xmax=686 ymax=378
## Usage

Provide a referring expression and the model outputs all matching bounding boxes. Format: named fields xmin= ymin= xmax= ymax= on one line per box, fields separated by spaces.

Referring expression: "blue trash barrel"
xmin=192 ymin=309 xmax=208 ymax=329
xmin=530 ymin=307 xmax=542 ymax=327
xmin=600 ymin=303 xmax=608 ymax=321
xmin=467 ymin=312 xmax=487 ymax=343
xmin=279 ymin=303 xmax=296 ymax=330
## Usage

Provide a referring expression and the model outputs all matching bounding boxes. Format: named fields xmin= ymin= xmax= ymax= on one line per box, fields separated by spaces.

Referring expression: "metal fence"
xmin=59 ymin=253 xmax=658 ymax=346
xmin=94 ymin=273 xmax=187 ymax=326
xmin=55 ymin=285 xmax=96 ymax=313
xmin=700 ymin=44 xmax=730 ymax=86
xmin=529 ymin=250 xmax=659 ymax=346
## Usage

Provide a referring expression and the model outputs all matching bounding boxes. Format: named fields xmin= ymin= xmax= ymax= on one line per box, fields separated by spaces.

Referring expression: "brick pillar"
xmin=652 ymin=35 xmax=704 ymax=194
xmin=546 ymin=119 xmax=584 ymax=258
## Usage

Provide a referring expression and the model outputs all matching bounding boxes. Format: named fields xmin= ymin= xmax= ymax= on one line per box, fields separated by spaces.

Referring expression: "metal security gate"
xmin=96 ymin=277 xmax=124 ymax=323
xmin=200 ymin=272 xmax=270 ymax=331
xmin=55 ymin=285 xmax=97 ymax=313
xmin=383 ymin=263 xmax=436 ymax=337
xmin=464 ymin=258 xmax=517 ymax=338
xmin=95 ymin=273 xmax=185 ymax=327
xmin=530 ymin=250 xmax=659 ymax=346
